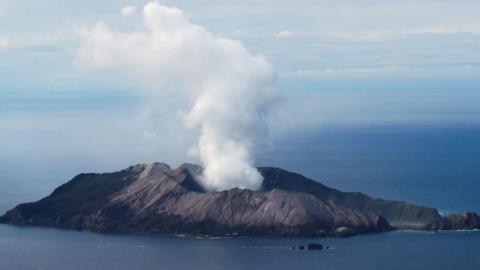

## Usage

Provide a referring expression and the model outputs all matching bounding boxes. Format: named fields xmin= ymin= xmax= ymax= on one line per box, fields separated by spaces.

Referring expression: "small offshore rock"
xmin=292 ymin=243 xmax=324 ymax=251
xmin=306 ymin=243 xmax=324 ymax=250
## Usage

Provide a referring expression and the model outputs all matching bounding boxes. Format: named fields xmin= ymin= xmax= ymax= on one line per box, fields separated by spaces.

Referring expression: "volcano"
xmin=1 ymin=163 xmax=478 ymax=237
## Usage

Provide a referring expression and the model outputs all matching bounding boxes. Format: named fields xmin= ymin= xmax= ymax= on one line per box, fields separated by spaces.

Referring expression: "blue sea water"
xmin=0 ymin=224 xmax=478 ymax=270
xmin=1 ymin=91 xmax=479 ymax=269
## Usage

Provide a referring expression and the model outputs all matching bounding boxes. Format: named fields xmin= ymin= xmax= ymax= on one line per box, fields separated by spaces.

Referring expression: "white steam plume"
xmin=74 ymin=1 xmax=277 ymax=191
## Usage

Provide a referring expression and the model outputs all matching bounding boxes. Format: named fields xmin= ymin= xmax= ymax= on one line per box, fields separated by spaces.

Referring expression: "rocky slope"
xmin=1 ymin=163 xmax=478 ymax=237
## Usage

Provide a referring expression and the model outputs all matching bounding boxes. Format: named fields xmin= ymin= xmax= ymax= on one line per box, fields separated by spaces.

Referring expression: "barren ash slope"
xmin=1 ymin=162 xmax=479 ymax=237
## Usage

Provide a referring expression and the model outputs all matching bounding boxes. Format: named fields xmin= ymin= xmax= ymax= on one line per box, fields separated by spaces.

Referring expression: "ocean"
xmin=0 ymin=224 xmax=478 ymax=270
xmin=1 ymin=91 xmax=479 ymax=269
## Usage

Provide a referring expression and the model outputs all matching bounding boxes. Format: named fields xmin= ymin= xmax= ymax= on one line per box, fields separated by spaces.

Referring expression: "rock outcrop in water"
xmin=1 ymin=163 xmax=478 ymax=237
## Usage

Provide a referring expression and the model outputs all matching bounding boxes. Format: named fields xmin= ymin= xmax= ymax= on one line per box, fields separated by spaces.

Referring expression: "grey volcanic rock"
xmin=1 ymin=163 xmax=478 ymax=237
xmin=427 ymin=212 xmax=480 ymax=230
xmin=259 ymin=167 xmax=441 ymax=229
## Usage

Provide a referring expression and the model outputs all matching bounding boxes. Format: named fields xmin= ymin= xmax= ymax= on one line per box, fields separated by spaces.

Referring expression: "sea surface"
xmin=1 ymin=91 xmax=479 ymax=269
xmin=0 ymin=225 xmax=478 ymax=270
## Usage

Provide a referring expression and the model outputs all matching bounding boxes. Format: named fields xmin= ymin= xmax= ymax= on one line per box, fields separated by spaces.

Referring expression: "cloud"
xmin=273 ymin=30 xmax=295 ymax=38
xmin=270 ymin=30 xmax=400 ymax=43
xmin=75 ymin=1 xmax=278 ymax=191
xmin=143 ymin=130 xmax=159 ymax=139
xmin=0 ymin=38 xmax=9 ymax=49
xmin=121 ymin=5 xmax=137 ymax=17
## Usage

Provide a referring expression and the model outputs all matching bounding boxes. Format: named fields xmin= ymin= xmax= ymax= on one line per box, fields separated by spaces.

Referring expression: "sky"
xmin=1 ymin=0 xmax=480 ymax=92
xmin=1 ymin=0 xmax=480 ymax=174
